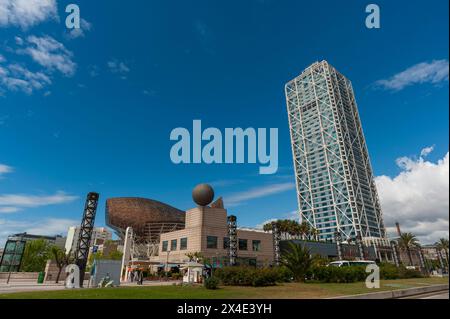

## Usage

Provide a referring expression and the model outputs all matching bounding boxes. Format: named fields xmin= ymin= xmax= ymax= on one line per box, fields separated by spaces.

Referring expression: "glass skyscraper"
xmin=285 ymin=61 xmax=386 ymax=241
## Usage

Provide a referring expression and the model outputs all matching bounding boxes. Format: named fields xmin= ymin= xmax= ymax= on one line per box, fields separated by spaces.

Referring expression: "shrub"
xmin=399 ymin=267 xmax=423 ymax=279
xmin=204 ymin=276 xmax=219 ymax=290
xmin=380 ymin=263 xmax=423 ymax=280
xmin=214 ymin=266 xmax=282 ymax=287
xmin=309 ymin=266 xmax=366 ymax=283
xmin=380 ymin=263 xmax=400 ymax=279
xmin=275 ymin=266 xmax=294 ymax=283
xmin=280 ymin=242 xmax=314 ymax=282
xmin=171 ymin=273 xmax=183 ymax=280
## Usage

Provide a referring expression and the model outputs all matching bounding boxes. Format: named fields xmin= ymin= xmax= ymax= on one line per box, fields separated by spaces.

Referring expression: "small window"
xmin=238 ymin=239 xmax=248 ymax=251
xmin=180 ymin=238 xmax=188 ymax=250
xmin=170 ymin=239 xmax=177 ymax=251
xmin=252 ymin=240 xmax=261 ymax=252
xmin=207 ymin=236 xmax=218 ymax=249
xmin=223 ymin=237 xmax=230 ymax=249
xmin=162 ymin=241 xmax=168 ymax=252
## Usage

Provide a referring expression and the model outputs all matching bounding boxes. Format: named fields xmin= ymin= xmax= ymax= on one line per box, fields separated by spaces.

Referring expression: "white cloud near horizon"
xmin=0 ymin=0 xmax=58 ymax=29
xmin=0 ymin=191 xmax=78 ymax=210
xmin=376 ymin=147 xmax=449 ymax=244
xmin=0 ymin=217 xmax=77 ymax=246
xmin=225 ymin=182 xmax=295 ymax=207
xmin=375 ymin=59 xmax=449 ymax=91
xmin=255 ymin=210 xmax=298 ymax=229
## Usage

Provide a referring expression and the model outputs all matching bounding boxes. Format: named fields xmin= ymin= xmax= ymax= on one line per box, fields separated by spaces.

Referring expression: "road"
xmin=401 ymin=290 xmax=449 ymax=299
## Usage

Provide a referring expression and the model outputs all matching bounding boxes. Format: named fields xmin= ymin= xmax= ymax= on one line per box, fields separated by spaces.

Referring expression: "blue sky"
xmin=0 ymin=0 xmax=448 ymax=245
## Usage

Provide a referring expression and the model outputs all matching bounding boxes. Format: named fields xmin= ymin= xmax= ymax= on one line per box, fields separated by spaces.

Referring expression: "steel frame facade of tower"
xmin=285 ymin=61 xmax=386 ymax=242
xmin=75 ymin=192 xmax=99 ymax=286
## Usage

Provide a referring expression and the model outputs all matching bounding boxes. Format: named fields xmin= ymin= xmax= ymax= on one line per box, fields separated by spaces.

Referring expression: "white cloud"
xmin=225 ymin=182 xmax=295 ymax=207
xmin=420 ymin=145 xmax=434 ymax=158
xmin=107 ymin=59 xmax=130 ymax=79
xmin=375 ymin=59 xmax=449 ymax=91
xmin=0 ymin=191 xmax=78 ymax=208
xmin=0 ymin=218 xmax=77 ymax=246
xmin=254 ymin=210 xmax=298 ymax=229
xmin=65 ymin=18 xmax=92 ymax=39
xmin=20 ymin=35 xmax=76 ymax=76
xmin=0 ymin=0 xmax=58 ymax=29
xmin=0 ymin=206 xmax=20 ymax=213
xmin=376 ymin=147 xmax=449 ymax=244
xmin=0 ymin=63 xmax=51 ymax=94
xmin=0 ymin=163 xmax=13 ymax=176
xmin=0 ymin=53 xmax=5 ymax=63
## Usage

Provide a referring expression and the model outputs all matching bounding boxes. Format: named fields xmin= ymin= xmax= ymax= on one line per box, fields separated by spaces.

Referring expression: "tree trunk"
xmin=55 ymin=267 xmax=62 ymax=284
xmin=407 ymin=248 xmax=413 ymax=266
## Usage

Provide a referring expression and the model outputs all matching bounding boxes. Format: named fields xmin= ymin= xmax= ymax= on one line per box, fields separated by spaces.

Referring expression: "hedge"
xmin=308 ymin=265 xmax=367 ymax=283
xmin=214 ymin=266 xmax=290 ymax=287
xmin=379 ymin=263 xmax=423 ymax=279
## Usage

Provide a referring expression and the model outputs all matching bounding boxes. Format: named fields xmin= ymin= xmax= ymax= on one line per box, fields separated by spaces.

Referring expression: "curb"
xmin=331 ymin=284 xmax=449 ymax=299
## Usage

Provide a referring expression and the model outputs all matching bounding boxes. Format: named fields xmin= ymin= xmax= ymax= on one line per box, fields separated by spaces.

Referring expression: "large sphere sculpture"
xmin=192 ymin=184 xmax=214 ymax=206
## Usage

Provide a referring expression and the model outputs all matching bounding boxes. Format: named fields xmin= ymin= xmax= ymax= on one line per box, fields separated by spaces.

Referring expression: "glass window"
xmin=162 ymin=240 xmax=168 ymax=252
xmin=252 ymin=240 xmax=261 ymax=252
xmin=238 ymin=239 xmax=248 ymax=251
xmin=207 ymin=236 xmax=218 ymax=249
xmin=170 ymin=239 xmax=177 ymax=251
xmin=180 ymin=238 xmax=188 ymax=250
xmin=223 ymin=237 xmax=230 ymax=249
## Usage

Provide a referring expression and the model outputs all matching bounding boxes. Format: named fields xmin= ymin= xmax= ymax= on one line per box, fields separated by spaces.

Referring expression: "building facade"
xmin=158 ymin=206 xmax=274 ymax=267
xmin=285 ymin=61 xmax=386 ymax=242
xmin=65 ymin=226 xmax=112 ymax=254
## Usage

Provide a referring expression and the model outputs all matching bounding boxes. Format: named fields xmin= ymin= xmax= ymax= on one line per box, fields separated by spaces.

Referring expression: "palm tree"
xmin=397 ymin=233 xmax=419 ymax=266
xmin=436 ymin=238 xmax=449 ymax=267
xmin=299 ymin=222 xmax=310 ymax=240
xmin=310 ymin=227 xmax=320 ymax=241
xmin=280 ymin=242 xmax=314 ymax=282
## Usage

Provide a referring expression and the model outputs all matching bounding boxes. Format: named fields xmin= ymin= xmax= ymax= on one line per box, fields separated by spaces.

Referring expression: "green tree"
xmin=51 ymin=246 xmax=73 ymax=283
xmin=397 ymin=233 xmax=419 ymax=266
xmin=280 ymin=242 xmax=314 ymax=282
xmin=107 ymin=250 xmax=123 ymax=260
xmin=263 ymin=219 xmax=304 ymax=240
xmin=20 ymin=239 xmax=52 ymax=272
xmin=299 ymin=222 xmax=310 ymax=240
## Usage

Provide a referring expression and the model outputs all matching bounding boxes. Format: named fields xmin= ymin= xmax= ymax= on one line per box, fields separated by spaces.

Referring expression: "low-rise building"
xmin=159 ymin=205 xmax=274 ymax=267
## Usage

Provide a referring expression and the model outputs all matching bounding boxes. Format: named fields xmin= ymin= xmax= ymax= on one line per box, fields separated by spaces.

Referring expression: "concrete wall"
xmin=0 ymin=272 xmax=39 ymax=281
xmin=90 ymin=260 xmax=121 ymax=287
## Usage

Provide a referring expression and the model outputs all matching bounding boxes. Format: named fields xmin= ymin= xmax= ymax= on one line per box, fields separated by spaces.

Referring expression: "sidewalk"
xmin=0 ymin=279 xmax=182 ymax=294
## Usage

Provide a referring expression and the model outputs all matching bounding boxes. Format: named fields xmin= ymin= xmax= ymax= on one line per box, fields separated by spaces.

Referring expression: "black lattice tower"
xmin=227 ymin=215 xmax=237 ymax=266
xmin=271 ymin=222 xmax=281 ymax=266
xmin=75 ymin=192 xmax=99 ymax=287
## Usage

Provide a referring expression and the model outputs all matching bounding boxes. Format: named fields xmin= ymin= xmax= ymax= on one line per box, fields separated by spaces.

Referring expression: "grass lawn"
xmin=0 ymin=277 xmax=447 ymax=299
